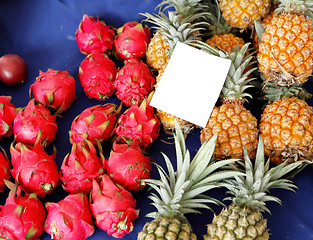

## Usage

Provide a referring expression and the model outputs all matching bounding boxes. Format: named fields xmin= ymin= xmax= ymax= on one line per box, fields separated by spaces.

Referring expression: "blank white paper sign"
xmin=149 ymin=41 xmax=231 ymax=128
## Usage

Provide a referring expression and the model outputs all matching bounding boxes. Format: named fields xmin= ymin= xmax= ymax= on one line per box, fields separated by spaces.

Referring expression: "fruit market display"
xmin=0 ymin=0 xmax=313 ymax=239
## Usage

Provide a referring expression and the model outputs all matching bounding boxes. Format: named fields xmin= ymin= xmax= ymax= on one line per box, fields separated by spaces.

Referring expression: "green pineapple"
xmin=204 ymin=136 xmax=302 ymax=239
xmin=137 ymin=119 xmax=244 ymax=239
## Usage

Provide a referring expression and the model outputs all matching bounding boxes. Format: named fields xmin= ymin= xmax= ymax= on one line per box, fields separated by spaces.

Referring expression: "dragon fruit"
xmin=69 ymin=103 xmax=121 ymax=145
xmin=60 ymin=140 xmax=105 ymax=194
xmin=78 ymin=53 xmax=117 ymax=100
xmin=114 ymin=21 xmax=151 ymax=60
xmin=76 ymin=14 xmax=115 ymax=55
xmin=0 ymin=149 xmax=10 ymax=192
xmin=107 ymin=138 xmax=151 ymax=191
xmin=90 ymin=174 xmax=139 ymax=238
xmin=115 ymin=59 xmax=155 ymax=107
xmin=0 ymin=96 xmax=20 ymax=140
xmin=29 ymin=69 xmax=76 ymax=115
xmin=44 ymin=193 xmax=94 ymax=240
xmin=0 ymin=183 xmax=46 ymax=240
xmin=10 ymin=133 xmax=59 ymax=198
xmin=114 ymin=94 xmax=161 ymax=150
xmin=13 ymin=99 xmax=58 ymax=147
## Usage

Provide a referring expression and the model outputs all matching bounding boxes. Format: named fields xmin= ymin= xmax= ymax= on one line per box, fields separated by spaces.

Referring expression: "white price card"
xmin=149 ymin=41 xmax=231 ymax=128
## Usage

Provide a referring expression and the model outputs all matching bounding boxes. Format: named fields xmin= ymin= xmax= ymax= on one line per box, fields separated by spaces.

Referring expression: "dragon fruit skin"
xmin=78 ymin=53 xmax=117 ymax=101
xmin=69 ymin=103 xmax=121 ymax=145
xmin=13 ymin=99 xmax=58 ymax=147
xmin=76 ymin=14 xmax=115 ymax=55
xmin=114 ymin=96 xmax=161 ymax=150
xmin=0 ymin=96 xmax=20 ymax=140
xmin=0 ymin=150 xmax=10 ymax=193
xmin=90 ymin=174 xmax=139 ymax=238
xmin=107 ymin=139 xmax=151 ymax=191
xmin=115 ymin=59 xmax=155 ymax=107
xmin=114 ymin=21 xmax=151 ymax=60
xmin=30 ymin=69 xmax=76 ymax=115
xmin=44 ymin=193 xmax=95 ymax=240
xmin=10 ymin=139 xmax=59 ymax=198
xmin=60 ymin=140 xmax=105 ymax=194
xmin=0 ymin=184 xmax=46 ymax=240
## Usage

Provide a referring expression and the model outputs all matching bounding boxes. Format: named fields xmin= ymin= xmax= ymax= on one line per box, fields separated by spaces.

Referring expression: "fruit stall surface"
xmin=0 ymin=0 xmax=313 ymax=239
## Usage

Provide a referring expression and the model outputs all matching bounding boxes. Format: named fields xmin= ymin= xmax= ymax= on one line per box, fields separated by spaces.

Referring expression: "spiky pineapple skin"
xmin=138 ymin=217 xmax=197 ymax=240
xmin=156 ymin=109 xmax=195 ymax=136
xmin=259 ymin=96 xmax=313 ymax=165
xmin=257 ymin=12 xmax=313 ymax=83
xmin=200 ymin=103 xmax=258 ymax=159
xmin=219 ymin=0 xmax=271 ymax=29
xmin=204 ymin=204 xmax=269 ymax=240
xmin=205 ymin=33 xmax=246 ymax=53
xmin=146 ymin=31 xmax=170 ymax=71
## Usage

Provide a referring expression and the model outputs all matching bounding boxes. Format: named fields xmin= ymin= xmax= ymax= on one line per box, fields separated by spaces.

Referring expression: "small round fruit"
xmin=0 ymin=54 xmax=27 ymax=86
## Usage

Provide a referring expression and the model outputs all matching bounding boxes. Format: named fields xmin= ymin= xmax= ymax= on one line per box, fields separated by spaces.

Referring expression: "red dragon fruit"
xmin=114 ymin=21 xmax=151 ymax=60
xmin=60 ymin=140 xmax=105 ymax=194
xmin=0 ymin=183 xmax=46 ymax=240
xmin=114 ymin=94 xmax=161 ymax=150
xmin=76 ymin=14 xmax=115 ymax=55
xmin=10 ymin=133 xmax=59 ymax=198
xmin=29 ymin=69 xmax=76 ymax=115
xmin=90 ymin=174 xmax=139 ymax=238
xmin=0 ymin=149 xmax=10 ymax=192
xmin=107 ymin=138 xmax=151 ymax=191
xmin=13 ymin=99 xmax=58 ymax=147
xmin=0 ymin=96 xmax=20 ymax=140
xmin=115 ymin=59 xmax=155 ymax=107
xmin=44 ymin=193 xmax=94 ymax=240
xmin=69 ymin=103 xmax=121 ymax=145
xmin=78 ymin=53 xmax=117 ymax=100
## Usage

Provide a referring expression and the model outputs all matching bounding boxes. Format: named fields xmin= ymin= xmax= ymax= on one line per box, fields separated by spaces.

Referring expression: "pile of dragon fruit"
xmin=0 ymin=14 xmax=160 ymax=239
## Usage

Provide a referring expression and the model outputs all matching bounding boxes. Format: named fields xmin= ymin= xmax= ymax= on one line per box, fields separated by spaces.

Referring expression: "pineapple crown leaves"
xmin=156 ymin=0 xmax=209 ymax=18
xmin=192 ymin=41 xmax=257 ymax=100
xmin=223 ymin=136 xmax=303 ymax=213
xmin=141 ymin=10 xmax=209 ymax=56
xmin=143 ymin=118 xmax=244 ymax=222
xmin=254 ymin=20 xmax=265 ymax=43
xmin=202 ymin=0 xmax=233 ymax=36
xmin=261 ymin=81 xmax=312 ymax=102
xmin=276 ymin=0 xmax=313 ymax=17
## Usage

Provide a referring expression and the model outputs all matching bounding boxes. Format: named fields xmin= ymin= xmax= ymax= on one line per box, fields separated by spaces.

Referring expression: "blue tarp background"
xmin=0 ymin=0 xmax=312 ymax=239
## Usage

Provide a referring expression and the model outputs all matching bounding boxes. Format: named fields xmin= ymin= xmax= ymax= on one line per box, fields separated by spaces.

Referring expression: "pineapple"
xmin=196 ymin=41 xmax=259 ymax=159
xmin=142 ymin=4 xmax=209 ymax=136
xmin=259 ymin=94 xmax=313 ymax=165
xmin=219 ymin=0 xmax=272 ymax=29
xmin=257 ymin=0 xmax=313 ymax=85
xmin=204 ymin=0 xmax=248 ymax=54
xmin=204 ymin=136 xmax=303 ymax=239
xmin=137 ymin=119 xmax=244 ymax=239
xmin=143 ymin=0 xmax=209 ymax=71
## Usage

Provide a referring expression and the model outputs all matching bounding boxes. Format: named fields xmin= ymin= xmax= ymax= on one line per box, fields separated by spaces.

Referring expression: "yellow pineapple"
xmin=204 ymin=136 xmax=303 ymax=239
xmin=143 ymin=0 xmax=209 ymax=71
xmin=259 ymin=95 xmax=313 ymax=165
xmin=195 ymin=41 xmax=259 ymax=159
xmin=146 ymin=31 xmax=170 ymax=71
xmin=257 ymin=0 xmax=313 ymax=84
xmin=137 ymin=120 xmax=243 ymax=240
xmin=219 ymin=0 xmax=271 ymax=29
xmin=206 ymin=33 xmax=246 ymax=53
xmin=142 ymin=2 xmax=209 ymax=136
